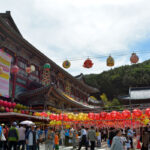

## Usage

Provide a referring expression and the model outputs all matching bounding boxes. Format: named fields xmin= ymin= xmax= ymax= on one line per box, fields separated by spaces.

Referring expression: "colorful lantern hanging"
xmin=133 ymin=109 xmax=142 ymax=118
xmin=30 ymin=65 xmax=35 ymax=72
xmin=11 ymin=65 xmax=19 ymax=74
xmin=130 ymin=53 xmax=139 ymax=64
xmin=62 ymin=60 xmax=71 ymax=69
xmin=26 ymin=67 xmax=31 ymax=74
xmin=107 ymin=56 xmax=114 ymax=67
xmin=0 ymin=66 xmax=3 ymax=74
xmin=44 ymin=63 xmax=51 ymax=70
xmin=83 ymin=58 xmax=93 ymax=68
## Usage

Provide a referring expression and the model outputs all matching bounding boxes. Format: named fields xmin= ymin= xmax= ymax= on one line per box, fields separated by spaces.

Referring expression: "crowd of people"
xmin=0 ymin=121 xmax=150 ymax=150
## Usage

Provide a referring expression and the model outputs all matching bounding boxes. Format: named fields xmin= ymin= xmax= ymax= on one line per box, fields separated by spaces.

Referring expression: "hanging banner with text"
xmin=0 ymin=49 xmax=12 ymax=97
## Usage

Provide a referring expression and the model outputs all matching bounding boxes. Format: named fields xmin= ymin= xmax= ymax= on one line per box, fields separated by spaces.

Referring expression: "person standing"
xmin=8 ymin=122 xmax=19 ymax=150
xmin=26 ymin=125 xmax=36 ymax=150
xmin=60 ymin=128 xmax=65 ymax=146
xmin=18 ymin=125 xmax=26 ymax=150
xmin=88 ymin=126 xmax=97 ymax=150
xmin=141 ymin=127 xmax=149 ymax=150
xmin=45 ymin=128 xmax=55 ymax=150
xmin=127 ymin=127 xmax=134 ymax=149
xmin=110 ymin=129 xmax=124 ymax=150
xmin=78 ymin=126 xmax=88 ymax=150
xmin=54 ymin=132 xmax=59 ymax=150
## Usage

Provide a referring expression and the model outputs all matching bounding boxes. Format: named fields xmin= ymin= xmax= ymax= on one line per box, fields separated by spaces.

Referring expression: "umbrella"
xmin=20 ymin=120 xmax=35 ymax=126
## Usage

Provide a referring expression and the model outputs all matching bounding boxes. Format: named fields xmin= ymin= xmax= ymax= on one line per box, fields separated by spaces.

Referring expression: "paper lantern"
xmin=0 ymin=66 xmax=3 ymax=74
xmin=107 ymin=56 xmax=114 ymax=67
xmin=44 ymin=63 xmax=50 ymax=70
xmin=83 ymin=58 xmax=93 ymax=68
xmin=145 ymin=108 xmax=150 ymax=117
xmin=130 ymin=53 xmax=139 ymax=64
xmin=30 ymin=65 xmax=35 ymax=72
xmin=111 ymin=111 xmax=117 ymax=119
xmin=11 ymin=65 xmax=19 ymax=74
xmin=122 ymin=110 xmax=131 ymax=119
xmin=26 ymin=67 xmax=31 ymax=73
xmin=133 ymin=109 xmax=142 ymax=118
xmin=100 ymin=112 xmax=107 ymax=119
xmin=62 ymin=60 xmax=71 ymax=69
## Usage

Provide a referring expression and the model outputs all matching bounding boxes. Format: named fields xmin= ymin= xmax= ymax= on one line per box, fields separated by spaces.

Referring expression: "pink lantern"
xmin=11 ymin=65 xmax=19 ymax=74
xmin=0 ymin=100 xmax=4 ymax=106
xmin=5 ymin=107 xmax=10 ymax=112
xmin=3 ymin=101 xmax=8 ymax=107
xmin=12 ymin=102 xmax=16 ymax=108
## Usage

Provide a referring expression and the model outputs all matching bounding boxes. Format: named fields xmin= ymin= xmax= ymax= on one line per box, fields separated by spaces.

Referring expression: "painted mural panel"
xmin=0 ymin=49 xmax=12 ymax=97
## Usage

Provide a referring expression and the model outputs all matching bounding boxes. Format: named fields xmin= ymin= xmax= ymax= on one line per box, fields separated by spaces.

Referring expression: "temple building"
xmin=119 ymin=87 xmax=150 ymax=107
xmin=0 ymin=11 xmax=101 ymax=112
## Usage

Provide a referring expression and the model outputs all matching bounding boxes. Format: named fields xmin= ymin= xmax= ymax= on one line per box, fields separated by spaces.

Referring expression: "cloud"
xmin=0 ymin=0 xmax=150 ymax=75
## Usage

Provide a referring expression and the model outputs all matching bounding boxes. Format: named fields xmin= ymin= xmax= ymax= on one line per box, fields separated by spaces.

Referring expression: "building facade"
xmin=0 ymin=11 xmax=101 ymax=112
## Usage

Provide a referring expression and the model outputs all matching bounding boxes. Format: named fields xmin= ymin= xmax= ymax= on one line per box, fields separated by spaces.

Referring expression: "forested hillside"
xmin=84 ymin=60 xmax=150 ymax=100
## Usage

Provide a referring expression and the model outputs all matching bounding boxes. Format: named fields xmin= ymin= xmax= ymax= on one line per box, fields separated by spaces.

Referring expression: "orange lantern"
xmin=107 ymin=56 xmax=114 ymax=67
xmin=130 ymin=53 xmax=139 ymax=64
xmin=83 ymin=58 xmax=93 ymax=68
xmin=62 ymin=60 xmax=71 ymax=69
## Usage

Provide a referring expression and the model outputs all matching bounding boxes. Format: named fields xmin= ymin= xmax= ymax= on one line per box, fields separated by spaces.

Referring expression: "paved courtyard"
xmin=39 ymin=143 xmax=109 ymax=150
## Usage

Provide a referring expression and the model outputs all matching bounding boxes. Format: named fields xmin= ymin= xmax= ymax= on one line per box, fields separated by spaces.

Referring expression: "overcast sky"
xmin=1 ymin=0 xmax=150 ymax=75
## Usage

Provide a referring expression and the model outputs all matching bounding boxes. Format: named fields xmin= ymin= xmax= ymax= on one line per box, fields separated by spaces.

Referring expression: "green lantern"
xmin=44 ymin=63 xmax=51 ymax=70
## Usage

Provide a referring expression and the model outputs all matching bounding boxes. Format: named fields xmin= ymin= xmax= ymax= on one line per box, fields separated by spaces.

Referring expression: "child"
xmin=125 ymin=137 xmax=131 ymax=150
xmin=55 ymin=132 xmax=59 ymax=150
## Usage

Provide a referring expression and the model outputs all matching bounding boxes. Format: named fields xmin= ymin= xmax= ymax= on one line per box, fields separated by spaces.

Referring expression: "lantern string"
xmin=52 ymin=49 xmax=150 ymax=62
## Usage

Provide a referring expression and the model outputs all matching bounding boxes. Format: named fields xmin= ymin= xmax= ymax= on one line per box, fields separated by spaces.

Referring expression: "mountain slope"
xmin=84 ymin=60 xmax=150 ymax=99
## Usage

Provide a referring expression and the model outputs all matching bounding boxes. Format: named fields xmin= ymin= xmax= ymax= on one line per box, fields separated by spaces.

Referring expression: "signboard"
xmin=0 ymin=49 xmax=12 ymax=97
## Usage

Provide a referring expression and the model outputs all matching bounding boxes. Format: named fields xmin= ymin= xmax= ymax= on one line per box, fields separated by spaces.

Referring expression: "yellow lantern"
xmin=107 ymin=56 xmax=114 ymax=67
xmin=62 ymin=60 xmax=71 ymax=69
xmin=143 ymin=119 xmax=149 ymax=125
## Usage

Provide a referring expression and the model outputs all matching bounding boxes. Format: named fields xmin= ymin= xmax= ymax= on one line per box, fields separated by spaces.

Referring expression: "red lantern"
xmin=100 ymin=112 xmax=107 ymax=119
xmin=8 ymin=102 xmax=11 ymax=108
xmin=111 ymin=111 xmax=117 ymax=119
xmin=130 ymin=53 xmax=139 ymax=64
xmin=145 ymin=108 xmax=150 ymax=117
xmin=26 ymin=67 xmax=31 ymax=73
xmin=95 ymin=114 xmax=100 ymax=120
xmin=11 ymin=65 xmax=19 ymax=74
xmin=83 ymin=58 xmax=93 ymax=68
xmin=122 ymin=110 xmax=131 ymax=119
xmin=88 ymin=113 xmax=95 ymax=119
xmin=133 ymin=109 xmax=142 ymax=118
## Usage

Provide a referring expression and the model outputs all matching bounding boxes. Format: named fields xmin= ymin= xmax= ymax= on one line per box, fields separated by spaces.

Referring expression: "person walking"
xmin=110 ymin=129 xmax=124 ymax=150
xmin=88 ymin=126 xmax=97 ymax=150
xmin=45 ymin=128 xmax=55 ymax=150
xmin=8 ymin=122 xmax=19 ymax=150
xmin=26 ymin=125 xmax=36 ymax=150
xmin=18 ymin=125 xmax=26 ymax=150
xmin=78 ymin=126 xmax=88 ymax=150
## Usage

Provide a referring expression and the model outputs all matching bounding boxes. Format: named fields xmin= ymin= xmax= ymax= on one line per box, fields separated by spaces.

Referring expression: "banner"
xmin=0 ymin=49 xmax=12 ymax=97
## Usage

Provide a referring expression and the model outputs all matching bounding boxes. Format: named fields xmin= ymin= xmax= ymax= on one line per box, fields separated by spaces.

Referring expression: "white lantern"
xmin=30 ymin=65 xmax=35 ymax=72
